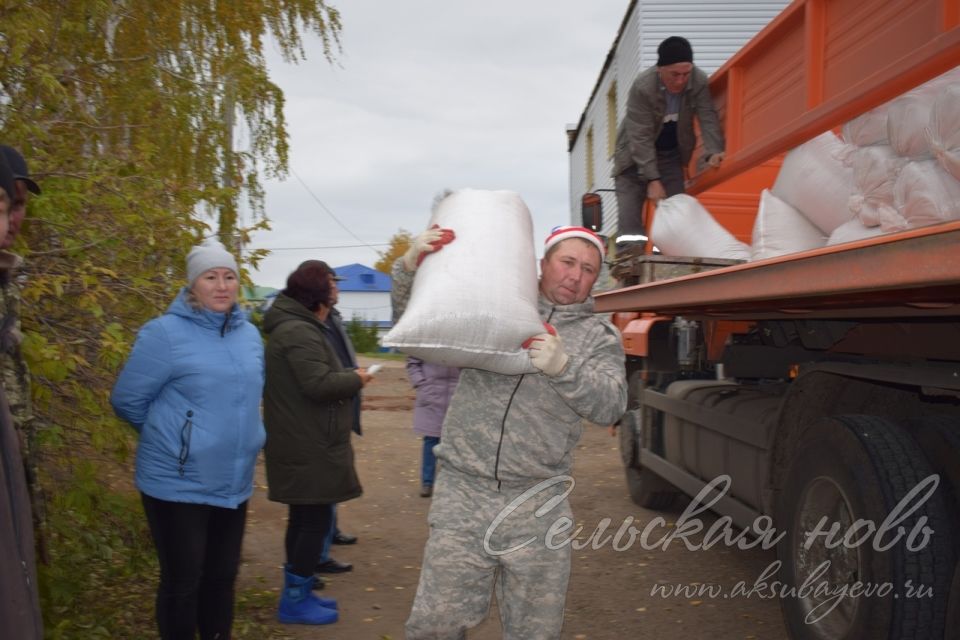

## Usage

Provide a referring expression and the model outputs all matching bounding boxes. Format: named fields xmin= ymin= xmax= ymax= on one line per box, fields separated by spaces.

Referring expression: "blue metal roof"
xmin=332 ymin=263 xmax=392 ymax=292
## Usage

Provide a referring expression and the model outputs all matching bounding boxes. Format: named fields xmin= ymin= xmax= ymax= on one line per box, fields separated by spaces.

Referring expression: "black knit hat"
xmin=657 ymin=36 xmax=693 ymax=67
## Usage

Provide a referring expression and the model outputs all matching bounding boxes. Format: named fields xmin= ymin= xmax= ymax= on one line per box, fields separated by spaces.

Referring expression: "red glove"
xmin=403 ymin=224 xmax=456 ymax=270
xmin=522 ymin=322 xmax=557 ymax=349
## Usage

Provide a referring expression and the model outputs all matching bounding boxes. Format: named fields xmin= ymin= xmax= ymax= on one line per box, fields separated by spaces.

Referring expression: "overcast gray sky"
xmin=246 ymin=0 xmax=629 ymax=289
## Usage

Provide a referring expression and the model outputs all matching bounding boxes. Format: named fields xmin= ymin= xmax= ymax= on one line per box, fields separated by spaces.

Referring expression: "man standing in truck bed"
xmin=612 ymin=36 xmax=726 ymax=245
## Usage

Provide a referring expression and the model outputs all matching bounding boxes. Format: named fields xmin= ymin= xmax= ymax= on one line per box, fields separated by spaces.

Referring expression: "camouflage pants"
xmin=406 ymin=466 xmax=573 ymax=640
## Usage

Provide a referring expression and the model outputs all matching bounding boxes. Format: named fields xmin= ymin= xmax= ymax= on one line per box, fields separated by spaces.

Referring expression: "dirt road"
xmin=239 ymin=356 xmax=788 ymax=639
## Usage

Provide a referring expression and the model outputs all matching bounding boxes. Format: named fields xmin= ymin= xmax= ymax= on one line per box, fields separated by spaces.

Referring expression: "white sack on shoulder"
xmin=928 ymin=83 xmax=960 ymax=181
xmin=751 ymin=189 xmax=826 ymax=260
xmin=382 ymin=189 xmax=543 ymax=375
xmin=847 ymin=145 xmax=907 ymax=227
xmin=827 ymin=219 xmax=890 ymax=246
xmin=652 ymin=194 xmax=750 ymax=260
xmin=772 ymin=131 xmax=855 ymax=234
xmin=894 ymin=159 xmax=960 ymax=228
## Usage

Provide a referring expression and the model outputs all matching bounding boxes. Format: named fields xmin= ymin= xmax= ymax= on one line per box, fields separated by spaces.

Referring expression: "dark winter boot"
xmin=278 ymin=569 xmax=338 ymax=625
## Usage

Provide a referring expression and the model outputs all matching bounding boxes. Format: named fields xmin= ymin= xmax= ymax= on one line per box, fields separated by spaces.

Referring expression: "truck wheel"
xmin=911 ymin=416 xmax=960 ymax=551
xmin=948 ymin=560 xmax=960 ymax=640
xmin=619 ymin=408 xmax=678 ymax=510
xmin=776 ymin=415 xmax=955 ymax=640
xmin=624 ymin=466 xmax=677 ymax=510
xmin=913 ymin=417 xmax=960 ymax=640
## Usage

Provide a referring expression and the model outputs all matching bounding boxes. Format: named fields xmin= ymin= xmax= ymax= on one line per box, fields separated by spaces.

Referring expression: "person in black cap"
xmin=0 ymin=148 xmax=43 ymax=638
xmin=0 ymin=145 xmax=43 ymax=580
xmin=611 ymin=35 xmax=726 ymax=249
xmin=0 ymin=145 xmax=40 ymax=252
xmin=0 ymin=153 xmax=15 ymax=216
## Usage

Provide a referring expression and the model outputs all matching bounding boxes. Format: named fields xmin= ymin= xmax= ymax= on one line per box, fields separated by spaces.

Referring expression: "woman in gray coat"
xmin=405 ymin=357 xmax=460 ymax=498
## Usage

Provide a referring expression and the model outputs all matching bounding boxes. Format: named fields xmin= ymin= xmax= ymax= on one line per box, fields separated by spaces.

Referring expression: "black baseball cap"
xmin=0 ymin=145 xmax=41 ymax=195
xmin=0 ymin=152 xmax=15 ymax=204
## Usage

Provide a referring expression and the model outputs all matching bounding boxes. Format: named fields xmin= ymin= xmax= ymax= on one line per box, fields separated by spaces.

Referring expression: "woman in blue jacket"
xmin=111 ymin=239 xmax=265 ymax=640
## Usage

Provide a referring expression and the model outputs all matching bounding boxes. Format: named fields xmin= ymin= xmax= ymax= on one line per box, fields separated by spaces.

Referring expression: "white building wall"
xmin=568 ymin=0 xmax=790 ymax=234
xmin=637 ymin=1 xmax=792 ymax=73
xmin=336 ymin=291 xmax=393 ymax=325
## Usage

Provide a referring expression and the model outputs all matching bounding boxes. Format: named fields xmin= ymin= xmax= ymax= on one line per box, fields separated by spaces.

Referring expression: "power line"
xmin=290 ymin=168 xmax=382 ymax=256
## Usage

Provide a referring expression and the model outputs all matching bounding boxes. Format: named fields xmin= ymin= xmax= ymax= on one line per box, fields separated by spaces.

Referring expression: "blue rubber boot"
xmin=282 ymin=564 xmax=337 ymax=609
xmin=278 ymin=569 xmax=339 ymax=625
xmin=302 ymin=584 xmax=337 ymax=611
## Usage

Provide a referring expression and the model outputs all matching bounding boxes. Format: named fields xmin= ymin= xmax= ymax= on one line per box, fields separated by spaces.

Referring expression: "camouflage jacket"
xmin=0 ymin=250 xmax=42 ymax=637
xmin=391 ymin=260 xmax=627 ymax=484
xmin=0 ymin=251 xmax=32 ymax=441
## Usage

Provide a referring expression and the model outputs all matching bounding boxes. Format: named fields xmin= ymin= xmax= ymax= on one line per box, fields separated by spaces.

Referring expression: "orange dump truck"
xmin=589 ymin=1 xmax=960 ymax=638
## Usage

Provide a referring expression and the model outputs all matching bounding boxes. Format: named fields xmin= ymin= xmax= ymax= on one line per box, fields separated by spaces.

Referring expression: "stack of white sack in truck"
xmin=648 ymin=189 xmax=827 ymax=262
xmin=647 ymin=151 xmax=836 ymax=260
xmin=647 ymin=182 xmax=833 ymax=263
xmin=766 ymin=127 xmax=892 ymax=250
xmin=834 ymin=67 xmax=960 ymax=241
xmin=382 ymin=188 xmax=544 ymax=376
xmin=746 ymin=66 xmax=960 ymax=254
xmin=647 ymin=170 xmax=834 ymax=261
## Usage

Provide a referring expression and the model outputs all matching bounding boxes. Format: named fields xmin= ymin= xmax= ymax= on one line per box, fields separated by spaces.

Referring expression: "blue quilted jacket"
xmin=111 ymin=289 xmax=265 ymax=508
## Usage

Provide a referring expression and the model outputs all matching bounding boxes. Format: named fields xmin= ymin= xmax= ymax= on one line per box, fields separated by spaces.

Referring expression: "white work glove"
xmin=525 ymin=325 xmax=569 ymax=377
xmin=706 ymin=152 xmax=726 ymax=168
xmin=402 ymin=224 xmax=456 ymax=271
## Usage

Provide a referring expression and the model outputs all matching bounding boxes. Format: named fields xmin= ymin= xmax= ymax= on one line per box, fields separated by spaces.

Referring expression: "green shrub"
xmin=345 ymin=315 xmax=381 ymax=353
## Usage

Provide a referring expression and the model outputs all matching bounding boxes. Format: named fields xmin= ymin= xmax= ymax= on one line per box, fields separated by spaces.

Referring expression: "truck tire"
xmin=624 ymin=466 xmax=677 ymax=510
xmin=775 ymin=415 xmax=955 ymax=640
xmin=619 ymin=408 xmax=678 ymax=510
xmin=913 ymin=417 xmax=960 ymax=640
xmin=911 ymin=416 xmax=960 ymax=552
xmin=948 ymin=560 xmax=960 ymax=640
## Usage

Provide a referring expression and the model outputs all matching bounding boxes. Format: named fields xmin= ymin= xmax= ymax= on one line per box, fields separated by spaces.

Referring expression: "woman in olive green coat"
xmin=262 ymin=260 xmax=373 ymax=624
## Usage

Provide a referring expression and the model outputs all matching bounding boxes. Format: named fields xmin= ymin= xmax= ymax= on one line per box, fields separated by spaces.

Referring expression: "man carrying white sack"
xmin=612 ymin=36 xmax=725 ymax=248
xmin=393 ymin=224 xmax=627 ymax=639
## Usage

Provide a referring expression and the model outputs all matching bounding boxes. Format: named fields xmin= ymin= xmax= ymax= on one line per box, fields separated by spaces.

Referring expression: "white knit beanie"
xmin=543 ymin=225 xmax=606 ymax=258
xmin=186 ymin=238 xmax=239 ymax=284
